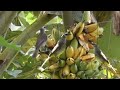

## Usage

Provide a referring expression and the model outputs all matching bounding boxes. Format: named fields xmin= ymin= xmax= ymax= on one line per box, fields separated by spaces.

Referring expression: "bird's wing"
xmin=35 ymin=34 xmax=47 ymax=48
xmin=100 ymin=50 xmax=108 ymax=60
xmin=51 ymin=43 xmax=59 ymax=54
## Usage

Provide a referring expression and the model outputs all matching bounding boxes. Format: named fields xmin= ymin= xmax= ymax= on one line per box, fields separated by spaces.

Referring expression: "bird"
xmin=32 ymin=27 xmax=47 ymax=58
xmin=88 ymin=40 xmax=118 ymax=75
xmin=38 ymin=32 xmax=70 ymax=72
xmin=88 ymin=40 xmax=109 ymax=64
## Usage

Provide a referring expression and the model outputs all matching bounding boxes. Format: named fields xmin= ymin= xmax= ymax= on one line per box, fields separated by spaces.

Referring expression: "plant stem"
xmin=0 ymin=11 xmax=18 ymax=35
xmin=62 ymin=11 xmax=74 ymax=31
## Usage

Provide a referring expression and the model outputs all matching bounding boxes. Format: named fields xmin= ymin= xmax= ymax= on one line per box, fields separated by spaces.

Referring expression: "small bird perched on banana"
xmin=32 ymin=27 xmax=47 ymax=58
xmin=38 ymin=32 xmax=71 ymax=72
xmin=88 ymin=40 xmax=118 ymax=76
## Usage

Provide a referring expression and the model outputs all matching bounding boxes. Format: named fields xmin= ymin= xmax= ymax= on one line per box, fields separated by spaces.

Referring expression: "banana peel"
xmin=80 ymin=53 xmax=95 ymax=61
xmin=78 ymin=39 xmax=89 ymax=52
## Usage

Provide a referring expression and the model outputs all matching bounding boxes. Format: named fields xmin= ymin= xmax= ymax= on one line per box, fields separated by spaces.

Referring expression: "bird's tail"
xmin=105 ymin=63 xmax=120 ymax=78
xmin=32 ymin=49 xmax=39 ymax=58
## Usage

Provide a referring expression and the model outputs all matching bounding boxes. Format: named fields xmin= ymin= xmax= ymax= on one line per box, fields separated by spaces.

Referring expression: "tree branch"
xmin=0 ymin=11 xmax=18 ymax=35
xmin=62 ymin=11 xmax=74 ymax=31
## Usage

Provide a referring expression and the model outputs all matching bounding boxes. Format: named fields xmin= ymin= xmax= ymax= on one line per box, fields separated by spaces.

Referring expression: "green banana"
xmin=59 ymin=69 xmax=63 ymax=79
xmin=67 ymin=73 xmax=76 ymax=79
xmin=70 ymin=64 xmax=78 ymax=74
xmin=77 ymin=71 xmax=84 ymax=77
xmin=79 ymin=61 xmax=87 ymax=71
xmin=59 ymin=59 xmax=66 ymax=67
xmin=48 ymin=63 xmax=59 ymax=72
xmin=59 ymin=49 xmax=66 ymax=60
xmin=52 ymin=74 xmax=60 ymax=79
xmin=49 ymin=55 xmax=59 ymax=64
xmin=70 ymin=37 xmax=79 ymax=49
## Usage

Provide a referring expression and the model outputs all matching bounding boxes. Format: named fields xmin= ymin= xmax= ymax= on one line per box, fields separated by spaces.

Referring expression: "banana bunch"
xmin=37 ymin=21 xmax=109 ymax=79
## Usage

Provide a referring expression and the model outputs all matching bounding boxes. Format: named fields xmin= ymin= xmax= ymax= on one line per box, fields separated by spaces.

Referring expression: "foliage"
xmin=0 ymin=11 xmax=119 ymax=79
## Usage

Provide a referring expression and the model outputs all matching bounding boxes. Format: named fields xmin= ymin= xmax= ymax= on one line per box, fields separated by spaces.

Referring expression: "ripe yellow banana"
xmin=80 ymin=53 xmax=95 ymax=61
xmin=66 ymin=46 xmax=74 ymax=58
xmin=73 ymin=48 xmax=81 ymax=60
xmin=46 ymin=37 xmax=56 ymax=48
xmin=62 ymin=65 xmax=70 ymax=76
xmin=84 ymin=23 xmax=98 ymax=33
xmin=66 ymin=30 xmax=74 ymax=41
xmin=78 ymin=33 xmax=85 ymax=41
xmin=89 ymin=27 xmax=103 ymax=38
xmin=66 ymin=58 xmax=75 ymax=65
xmin=79 ymin=46 xmax=86 ymax=58
xmin=84 ymin=34 xmax=97 ymax=43
xmin=72 ymin=22 xmax=82 ymax=35
xmin=76 ymin=22 xmax=85 ymax=37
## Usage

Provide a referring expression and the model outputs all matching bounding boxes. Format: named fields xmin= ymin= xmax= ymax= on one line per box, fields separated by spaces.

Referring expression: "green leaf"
xmin=26 ymin=12 xmax=37 ymax=24
xmin=0 ymin=36 xmax=21 ymax=51
xmin=46 ymin=16 xmax=62 ymax=25
xmin=18 ymin=11 xmax=30 ymax=27
xmin=6 ymin=70 xmax=22 ymax=78
xmin=98 ymin=20 xmax=120 ymax=61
